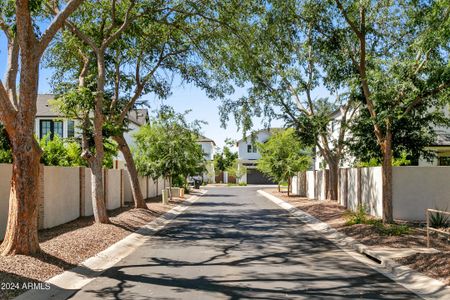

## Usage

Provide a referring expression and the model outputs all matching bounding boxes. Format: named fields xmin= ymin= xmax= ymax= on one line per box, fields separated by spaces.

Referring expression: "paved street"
xmin=69 ymin=187 xmax=419 ymax=299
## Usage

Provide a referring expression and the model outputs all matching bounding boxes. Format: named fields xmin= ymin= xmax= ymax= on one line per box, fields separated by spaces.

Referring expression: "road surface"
xmin=69 ymin=186 xmax=419 ymax=299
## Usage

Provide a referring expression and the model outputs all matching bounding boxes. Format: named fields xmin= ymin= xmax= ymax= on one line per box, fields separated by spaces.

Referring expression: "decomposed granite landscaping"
xmin=267 ymin=189 xmax=450 ymax=286
xmin=0 ymin=195 xmax=187 ymax=300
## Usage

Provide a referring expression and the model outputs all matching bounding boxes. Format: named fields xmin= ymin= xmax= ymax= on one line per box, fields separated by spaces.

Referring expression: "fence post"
xmin=38 ymin=164 xmax=45 ymax=230
xmin=79 ymin=167 xmax=86 ymax=216
xmin=357 ymin=168 xmax=362 ymax=207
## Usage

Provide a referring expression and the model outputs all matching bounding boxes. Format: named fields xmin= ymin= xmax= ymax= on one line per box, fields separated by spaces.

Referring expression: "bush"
xmin=345 ymin=205 xmax=368 ymax=225
xmin=429 ymin=208 xmax=449 ymax=228
xmin=345 ymin=205 xmax=410 ymax=236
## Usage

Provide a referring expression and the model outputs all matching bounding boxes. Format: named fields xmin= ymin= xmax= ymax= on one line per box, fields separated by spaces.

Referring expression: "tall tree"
xmin=217 ymin=1 xmax=358 ymax=200
xmin=46 ymin=0 xmax=140 ymax=223
xmin=133 ymin=106 xmax=205 ymax=200
xmin=328 ymin=0 xmax=450 ymax=222
xmin=0 ymin=0 xmax=84 ymax=255
xmin=257 ymin=128 xmax=311 ymax=196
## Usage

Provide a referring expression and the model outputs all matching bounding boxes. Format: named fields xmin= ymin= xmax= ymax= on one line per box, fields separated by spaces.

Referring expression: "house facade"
xmin=313 ymin=105 xmax=450 ymax=170
xmin=237 ymin=128 xmax=281 ymax=184
xmin=35 ymin=94 xmax=149 ymax=169
xmin=197 ymin=135 xmax=216 ymax=183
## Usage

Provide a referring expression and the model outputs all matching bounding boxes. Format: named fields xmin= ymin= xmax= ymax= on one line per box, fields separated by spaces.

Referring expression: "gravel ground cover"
xmin=0 ymin=194 xmax=188 ymax=300
xmin=267 ymin=189 xmax=450 ymax=285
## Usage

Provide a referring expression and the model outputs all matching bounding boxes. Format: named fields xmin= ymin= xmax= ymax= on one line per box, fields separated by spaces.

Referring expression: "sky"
xmin=0 ymin=35 xmax=285 ymax=150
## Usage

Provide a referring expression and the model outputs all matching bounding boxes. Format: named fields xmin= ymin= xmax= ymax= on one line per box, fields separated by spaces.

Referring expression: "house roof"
xmin=431 ymin=132 xmax=450 ymax=146
xmin=36 ymin=94 xmax=149 ymax=126
xmin=36 ymin=94 xmax=60 ymax=117
xmin=197 ymin=135 xmax=216 ymax=146
xmin=236 ymin=128 xmax=283 ymax=144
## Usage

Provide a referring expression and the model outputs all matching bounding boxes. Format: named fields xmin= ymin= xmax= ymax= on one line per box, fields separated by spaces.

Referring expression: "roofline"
xmin=236 ymin=128 xmax=283 ymax=144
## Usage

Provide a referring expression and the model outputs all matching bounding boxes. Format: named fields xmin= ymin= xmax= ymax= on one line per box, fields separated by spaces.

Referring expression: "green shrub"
xmin=238 ymin=182 xmax=247 ymax=186
xmin=429 ymin=208 xmax=449 ymax=228
xmin=376 ymin=223 xmax=410 ymax=236
xmin=345 ymin=205 xmax=368 ymax=225
xmin=345 ymin=205 xmax=410 ymax=236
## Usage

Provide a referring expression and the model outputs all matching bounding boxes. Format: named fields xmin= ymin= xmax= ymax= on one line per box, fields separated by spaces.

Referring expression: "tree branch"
xmin=37 ymin=0 xmax=85 ymax=57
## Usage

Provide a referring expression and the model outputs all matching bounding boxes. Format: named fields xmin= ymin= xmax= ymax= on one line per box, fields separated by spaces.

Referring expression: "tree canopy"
xmin=257 ymin=128 xmax=311 ymax=195
xmin=133 ymin=106 xmax=206 ymax=187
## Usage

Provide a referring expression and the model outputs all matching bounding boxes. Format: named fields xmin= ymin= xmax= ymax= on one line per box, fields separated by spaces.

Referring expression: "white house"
xmin=236 ymin=128 xmax=281 ymax=184
xmin=197 ymin=135 xmax=216 ymax=183
xmin=35 ymin=94 xmax=149 ymax=168
xmin=314 ymin=105 xmax=450 ymax=170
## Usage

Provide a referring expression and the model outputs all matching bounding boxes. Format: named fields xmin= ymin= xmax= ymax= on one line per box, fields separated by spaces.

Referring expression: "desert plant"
xmin=429 ymin=208 xmax=449 ymax=228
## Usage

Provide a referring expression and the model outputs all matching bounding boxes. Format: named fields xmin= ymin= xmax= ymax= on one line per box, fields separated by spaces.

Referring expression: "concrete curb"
xmin=257 ymin=189 xmax=450 ymax=300
xmin=15 ymin=190 xmax=207 ymax=300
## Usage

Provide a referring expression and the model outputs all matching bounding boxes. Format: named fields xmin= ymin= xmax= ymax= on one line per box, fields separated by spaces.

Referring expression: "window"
xmin=68 ymin=120 xmax=75 ymax=138
xmin=247 ymin=144 xmax=257 ymax=153
xmin=40 ymin=120 xmax=64 ymax=139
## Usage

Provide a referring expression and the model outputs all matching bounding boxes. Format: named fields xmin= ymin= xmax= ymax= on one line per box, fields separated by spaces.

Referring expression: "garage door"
xmin=247 ymin=169 xmax=275 ymax=184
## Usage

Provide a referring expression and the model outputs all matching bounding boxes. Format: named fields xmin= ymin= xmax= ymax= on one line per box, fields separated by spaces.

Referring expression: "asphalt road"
xmin=69 ymin=186 xmax=419 ymax=300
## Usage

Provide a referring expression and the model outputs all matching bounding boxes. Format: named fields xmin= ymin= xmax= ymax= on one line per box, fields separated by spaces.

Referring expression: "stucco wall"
xmin=122 ymin=170 xmax=133 ymax=203
xmin=0 ymin=164 xmax=12 ymax=240
xmin=147 ymin=178 xmax=157 ymax=198
xmin=43 ymin=166 xmax=80 ymax=229
xmin=83 ymin=168 xmax=93 ymax=216
xmin=347 ymin=168 xmax=359 ymax=212
xmin=306 ymin=171 xmax=315 ymax=199
xmin=138 ymin=176 xmax=147 ymax=199
xmin=361 ymin=167 xmax=383 ymax=218
xmin=393 ymin=166 xmax=450 ymax=221
xmin=106 ymin=169 xmax=121 ymax=210
xmin=338 ymin=168 xmax=347 ymax=207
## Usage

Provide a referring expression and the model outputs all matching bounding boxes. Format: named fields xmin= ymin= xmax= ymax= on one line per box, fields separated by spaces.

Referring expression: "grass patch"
xmin=227 ymin=182 xmax=247 ymax=186
xmin=345 ymin=205 xmax=410 ymax=236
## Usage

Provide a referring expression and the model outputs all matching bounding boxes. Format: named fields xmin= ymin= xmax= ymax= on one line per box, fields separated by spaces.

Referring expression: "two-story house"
xmin=236 ymin=128 xmax=281 ymax=184
xmin=35 ymin=94 xmax=149 ymax=169
xmin=197 ymin=135 xmax=216 ymax=183
xmin=314 ymin=105 xmax=450 ymax=170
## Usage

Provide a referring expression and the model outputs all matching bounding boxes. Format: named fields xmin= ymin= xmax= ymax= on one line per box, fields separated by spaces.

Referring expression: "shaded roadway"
xmin=69 ymin=186 xmax=419 ymax=300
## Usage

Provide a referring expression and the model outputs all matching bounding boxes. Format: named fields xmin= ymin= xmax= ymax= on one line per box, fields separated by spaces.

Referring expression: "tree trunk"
xmin=113 ymin=134 xmax=147 ymax=209
xmin=382 ymin=128 xmax=394 ymax=224
xmin=1 ymin=53 xmax=42 ymax=255
xmin=328 ymin=160 xmax=339 ymax=201
xmin=278 ymin=184 xmax=280 ymax=192
xmin=89 ymin=159 xmax=109 ymax=223
xmin=1 ymin=138 xmax=41 ymax=256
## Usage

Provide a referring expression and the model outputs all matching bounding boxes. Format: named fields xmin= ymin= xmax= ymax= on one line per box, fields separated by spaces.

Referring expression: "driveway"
xmin=69 ymin=186 xmax=419 ymax=299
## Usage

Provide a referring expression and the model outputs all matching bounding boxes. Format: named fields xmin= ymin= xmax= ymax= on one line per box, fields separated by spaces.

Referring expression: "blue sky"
xmin=0 ymin=33 xmax=285 ymax=149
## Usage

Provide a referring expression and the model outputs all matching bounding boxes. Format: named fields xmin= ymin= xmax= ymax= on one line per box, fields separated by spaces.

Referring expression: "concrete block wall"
xmin=122 ymin=170 xmax=133 ymax=204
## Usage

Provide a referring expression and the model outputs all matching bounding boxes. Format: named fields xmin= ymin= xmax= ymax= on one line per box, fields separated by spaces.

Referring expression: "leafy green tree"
xmin=214 ymin=143 xmax=238 ymax=173
xmin=257 ymin=128 xmax=311 ymax=196
xmin=325 ymin=0 xmax=450 ymax=222
xmin=226 ymin=162 xmax=247 ymax=184
xmin=133 ymin=106 xmax=206 ymax=199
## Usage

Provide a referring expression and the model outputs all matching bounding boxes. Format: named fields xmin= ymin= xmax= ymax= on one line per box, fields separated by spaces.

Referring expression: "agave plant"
xmin=429 ymin=207 xmax=449 ymax=229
